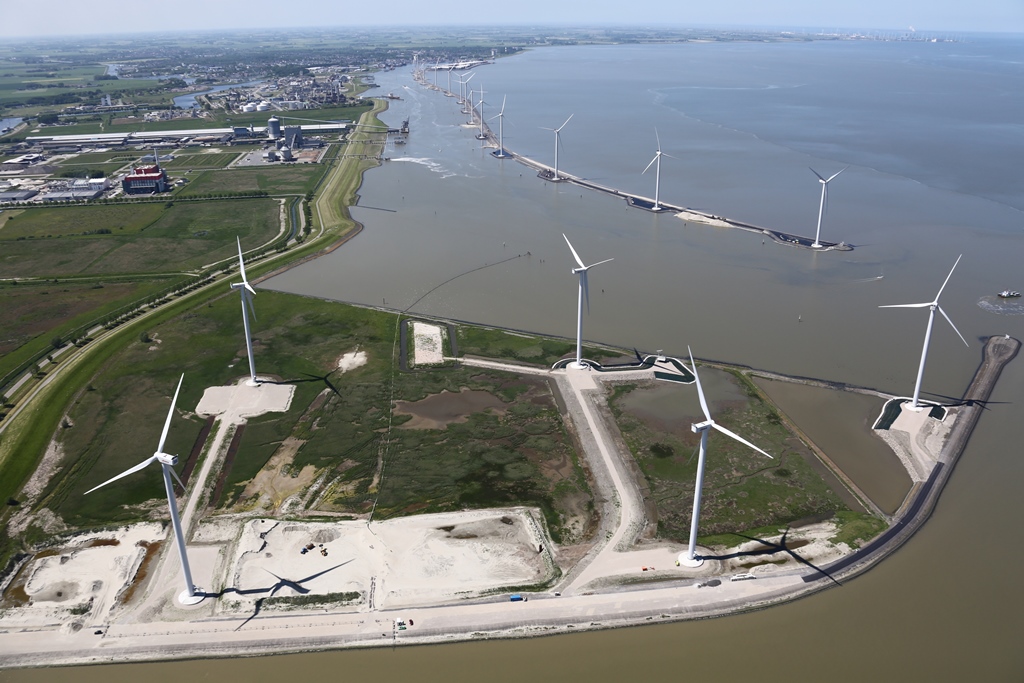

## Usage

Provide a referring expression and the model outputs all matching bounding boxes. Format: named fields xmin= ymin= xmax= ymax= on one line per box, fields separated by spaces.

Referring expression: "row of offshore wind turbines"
xmin=442 ymin=67 xmax=845 ymax=249
xmin=79 ymin=69 xmax=971 ymax=603
xmin=443 ymin=68 xmax=971 ymax=415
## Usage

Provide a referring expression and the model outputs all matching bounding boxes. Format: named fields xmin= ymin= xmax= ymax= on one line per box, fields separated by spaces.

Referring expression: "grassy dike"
xmin=0 ymin=103 xmax=389 ymax=568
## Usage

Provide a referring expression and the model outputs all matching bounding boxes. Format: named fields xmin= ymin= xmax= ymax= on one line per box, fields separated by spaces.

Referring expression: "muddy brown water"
xmin=10 ymin=41 xmax=1024 ymax=681
xmin=393 ymin=388 xmax=506 ymax=429
xmin=616 ymin=368 xmax=748 ymax=433
xmin=755 ymin=378 xmax=911 ymax=514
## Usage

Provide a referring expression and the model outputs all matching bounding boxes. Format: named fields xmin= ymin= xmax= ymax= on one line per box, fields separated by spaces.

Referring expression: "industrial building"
xmin=24 ymin=118 xmax=349 ymax=148
xmin=283 ymin=125 xmax=303 ymax=149
xmin=121 ymin=163 xmax=169 ymax=194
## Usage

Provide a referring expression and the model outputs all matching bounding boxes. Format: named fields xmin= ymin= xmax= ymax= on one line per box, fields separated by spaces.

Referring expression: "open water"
xmin=16 ymin=36 xmax=1024 ymax=681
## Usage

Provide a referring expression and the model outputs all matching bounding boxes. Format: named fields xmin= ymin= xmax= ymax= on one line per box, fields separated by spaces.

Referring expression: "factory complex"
xmin=22 ymin=118 xmax=348 ymax=149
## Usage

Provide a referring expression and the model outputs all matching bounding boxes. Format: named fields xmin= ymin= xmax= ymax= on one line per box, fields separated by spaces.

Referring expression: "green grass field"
xmin=0 ymin=277 xmax=173 ymax=359
xmin=0 ymin=199 xmax=281 ymax=277
xmin=458 ymin=325 xmax=622 ymax=367
xmin=177 ymin=165 xmax=327 ymax=197
xmin=608 ymin=374 xmax=877 ymax=545
xmin=161 ymin=152 xmax=239 ymax=169
xmin=43 ymin=291 xmax=591 ymax=545
xmin=57 ymin=152 xmax=140 ymax=166
xmin=0 ymin=204 xmax=165 ymax=240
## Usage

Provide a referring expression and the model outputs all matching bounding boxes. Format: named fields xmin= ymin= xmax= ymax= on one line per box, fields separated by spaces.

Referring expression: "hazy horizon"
xmin=1 ymin=0 xmax=1022 ymax=40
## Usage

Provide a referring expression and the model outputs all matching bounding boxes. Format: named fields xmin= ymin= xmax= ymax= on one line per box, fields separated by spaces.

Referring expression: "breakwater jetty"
xmin=413 ymin=71 xmax=852 ymax=252
xmin=805 ymin=334 xmax=1020 ymax=582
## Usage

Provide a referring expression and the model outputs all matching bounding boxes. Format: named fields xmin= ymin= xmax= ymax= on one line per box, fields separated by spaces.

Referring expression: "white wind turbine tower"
xmin=231 ymin=237 xmax=258 ymax=386
xmin=467 ymin=88 xmax=477 ymax=124
xmin=562 ymin=234 xmax=612 ymax=370
xmin=86 ymin=374 xmax=203 ymax=605
xmin=809 ymin=166 xmax=847 ymax=248
xmin=542 ymin=114 xmax=573 ymax=180
xmin=880 ymin=255 xmax=969 ymax=410
xmin=641 ymin=129 xmax=676 ymax=211
xmin=679 ymin=348 xmax=773 ymax=567
xmin=460 ymin=73 xmax=475 ymax=113
xmin=475 ymin=85 xmax=487 ymax=140
xmin=489 ymin=96 xmax=511 ymax=158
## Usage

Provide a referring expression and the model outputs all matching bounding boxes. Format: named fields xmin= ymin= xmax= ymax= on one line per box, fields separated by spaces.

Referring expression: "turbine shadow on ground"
xmin=265 ymin=371 xmax=342 ymax=398
xmin=197 ymin=560 xmax=353 ymax=630
xmin=702 ymin=529 xmax=841 ymax=586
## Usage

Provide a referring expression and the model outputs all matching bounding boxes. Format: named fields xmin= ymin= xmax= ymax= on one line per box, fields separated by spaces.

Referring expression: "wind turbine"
xmin=879 ymin=255 xmax=969 ymax=410
xmin=542 ymin=114 xmax=573 ymax=180
xmin=679 ymin=348 xmax=773 ymax=568
xmin=562 ymin=233 xmax=612 ymax=370
xmin=641 ymin=129 xmax=676 ymax=210
xmin=475 ymin=85 xmax=487 ymax=140
xmin=460 ymin=73 xmax=475 ymax=113
xmin=489 ymin=96 xmax=511 ymax=158
xmin=809 ymin=167 xmax=846 ymax=248
xmin=231 ymin=237 xmax=258 ymax=386
xmin=86 ymin=374 xmax=203 ymax=605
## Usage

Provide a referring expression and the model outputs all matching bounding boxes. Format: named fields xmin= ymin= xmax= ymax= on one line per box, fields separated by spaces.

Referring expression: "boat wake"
xmin=977 ymin=297 xmax=1024 ymax=316
xmin=388 ymin=156 xmax=458 ymax=179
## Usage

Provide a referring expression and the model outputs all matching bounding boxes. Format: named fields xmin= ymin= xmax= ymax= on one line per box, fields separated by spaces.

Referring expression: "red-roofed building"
xmin=121 ymin=164 xmax=169 ymax=194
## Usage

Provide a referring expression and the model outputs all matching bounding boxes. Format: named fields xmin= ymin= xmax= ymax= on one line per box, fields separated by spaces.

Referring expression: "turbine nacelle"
xmin=692 ymin=420 xmax=714 ymax=433
xmin=156 ymin=452 xmax=179 ymax=467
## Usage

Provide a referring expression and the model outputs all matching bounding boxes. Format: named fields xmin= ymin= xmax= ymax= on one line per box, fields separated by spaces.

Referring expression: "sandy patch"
xmin=237 ymin=437 xmax=317 ymax=513
xmin=676 ymin=210 xmax=732 ymax=228
xmin=227 ymin=508 xmax=549 ymax=612
xmin=412 ymin=322 xmax=444 ymax=365
xmin=337 ymin=349 xmax=367 ymax=373
xmin=1 ymin=524 xmax=164 ymax=628
xmin=195 ymin=379 xmax=295 ymax=419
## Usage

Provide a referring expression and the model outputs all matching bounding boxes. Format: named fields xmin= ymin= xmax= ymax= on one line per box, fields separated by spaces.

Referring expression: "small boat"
xmin=998 ymin=290 xmax=1021 ymax=298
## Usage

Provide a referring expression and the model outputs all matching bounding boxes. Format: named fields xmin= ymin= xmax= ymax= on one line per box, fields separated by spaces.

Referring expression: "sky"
xmin=1 ymin=0 xmax=1022 ymax=38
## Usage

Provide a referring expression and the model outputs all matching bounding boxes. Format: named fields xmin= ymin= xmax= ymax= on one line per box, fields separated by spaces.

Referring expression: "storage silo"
xmin=267 ymin=116 xmax=282 ymax=139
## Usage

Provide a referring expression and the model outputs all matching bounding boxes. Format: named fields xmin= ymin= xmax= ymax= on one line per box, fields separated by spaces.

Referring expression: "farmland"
xmin=0 ymin=199 xmax=281 ymax=278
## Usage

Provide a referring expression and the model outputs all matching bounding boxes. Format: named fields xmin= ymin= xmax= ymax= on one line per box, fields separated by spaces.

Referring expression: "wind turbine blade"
xmin=809 ymin=167 xmax=826 ymax=182
xmin=642 ymin=155 xmax=658 ymax=175
xmin=582 ymin=270 xmax=590 ymax=315
xmin=937 ymin=306 xmax=970 ymax=347
xmin=465 ymin=73 xmax=474 ymax=84
xmin=879 ymin=302 xmax=932 ymax=309
xmin=711 ymin=423 xmax=774 ymax=459
xmin=562 ymin=234 xmax=586 ymax=269
xmin=245 ymin=290 xmax=257 ymax=322
xmin=244 ymin=282 xmax=256 ymax=297
xmin=688 ymin=347 xmax=712 ymax=422
xmin=236 ymin=237 xmax=249 ymax=284
xmin=500 ymin=95 xmax=506 ymax=115
xmin=655 ymin=128 xmax=661 ymax=152
xmin=166 ymin=462 xmax=187 ymax=491
xmin=935 ymin=254 xmax=962 ymax=301
xmin=85 ymin=455 xmax=159 ymax=494
xmin=586 ymin=258 xmax=614 ymax=269
xmin=156 ymin=374 xmax=184 ymax=454
xmin=557 ymin=114 xmax=573 ymax=131
xmin=826 ymin=166 xmax=848 ymax=183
